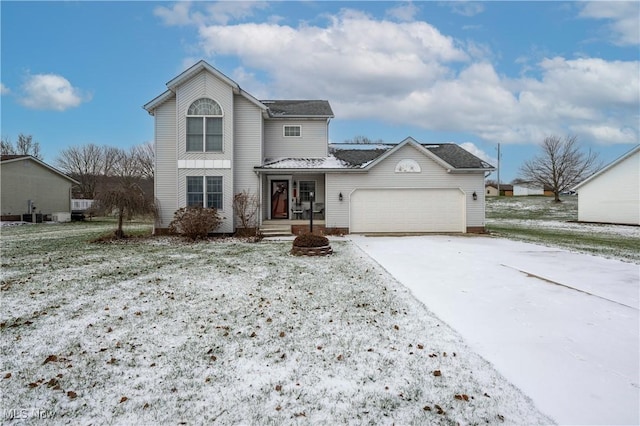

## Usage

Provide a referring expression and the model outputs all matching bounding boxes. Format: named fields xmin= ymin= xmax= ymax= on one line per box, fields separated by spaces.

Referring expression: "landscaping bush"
xmin=293 ymin=233 xmax=329 ymax=248
xmin=169 ymin=206 xmax=222 ymax=240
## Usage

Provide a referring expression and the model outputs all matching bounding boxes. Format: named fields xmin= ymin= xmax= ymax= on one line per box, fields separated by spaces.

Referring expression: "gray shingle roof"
xmin=331 ymin=148 xmax=391 ymax=167
xmin=329 ymin=142 xmax=494 ymax=170
xmin=423 ymin=144 xmax=494 ymax=169
xmin=262 ymin=100 xmax=334 ymax=118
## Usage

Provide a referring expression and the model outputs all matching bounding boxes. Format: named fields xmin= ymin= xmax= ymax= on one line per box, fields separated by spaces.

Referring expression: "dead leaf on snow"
xmin=4 ymin=373 xmax=11 ymax=379
xmin=433 ymin=370 xmax=442 ymax=377
xmin=43 ymin=354 xmax=58 ymax=364
xmin=120 ymin=396 xmax=128 ymax=403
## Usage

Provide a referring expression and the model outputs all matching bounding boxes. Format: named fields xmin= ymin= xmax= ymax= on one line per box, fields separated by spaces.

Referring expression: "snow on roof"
xmin=259 ymin=155 xmax=356 ymax=169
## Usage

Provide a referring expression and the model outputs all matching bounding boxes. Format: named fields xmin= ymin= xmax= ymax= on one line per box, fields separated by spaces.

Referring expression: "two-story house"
xmin=144 ymin=60 xmax=494 ymax=235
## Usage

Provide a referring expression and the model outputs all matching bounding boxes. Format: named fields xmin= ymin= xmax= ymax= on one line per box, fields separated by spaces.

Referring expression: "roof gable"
xmin=143 ymin=60 xmax=267 ymax=114
xmin=574 ymin=145 xmax=640 ymax=190
xmin=0 ymin=155 xmax=79 ymax=184
xmin=330 ymin=137 xmax=494 ymax=171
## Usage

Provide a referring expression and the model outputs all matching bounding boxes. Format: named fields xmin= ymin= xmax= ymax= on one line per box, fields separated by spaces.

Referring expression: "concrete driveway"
xmin=349 ymin=235 xmax=639 ymax=426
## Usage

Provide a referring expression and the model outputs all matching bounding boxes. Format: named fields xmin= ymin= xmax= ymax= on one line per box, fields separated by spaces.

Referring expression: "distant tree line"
xmin=55 ymin=142 xmax=154 ymax=200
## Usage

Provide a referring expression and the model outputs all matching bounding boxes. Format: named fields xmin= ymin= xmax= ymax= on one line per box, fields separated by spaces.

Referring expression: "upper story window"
xmin=187 ymin=98 xmax=223 ymax=152
xmin=283 ymin=125 xmax=301 ymax=137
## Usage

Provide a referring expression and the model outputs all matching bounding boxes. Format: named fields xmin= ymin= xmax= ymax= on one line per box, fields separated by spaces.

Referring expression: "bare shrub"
xmin=293 ymin=233 xmax=329 ymax=248
xmin=169 ymin=206 xmax=222 ymax=240
xmin=233 ymin=190 xmax=260 ymax=236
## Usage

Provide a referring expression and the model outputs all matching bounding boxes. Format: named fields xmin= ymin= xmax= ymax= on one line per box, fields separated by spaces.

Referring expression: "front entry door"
xmin=271 ymin=180 xmax=289 ymax=219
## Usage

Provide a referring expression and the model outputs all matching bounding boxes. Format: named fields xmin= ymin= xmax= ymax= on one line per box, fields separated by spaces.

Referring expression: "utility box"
xmin=22 ymin=213 xmax=43 ymax=223
xmin=52 ymin=212 xmax=71 ymax=222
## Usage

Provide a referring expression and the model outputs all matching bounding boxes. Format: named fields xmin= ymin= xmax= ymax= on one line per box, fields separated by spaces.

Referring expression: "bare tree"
xmin=55 ymin=144 xmax=105 ymax=198
xmin=132 ymin=142 xmax=154 ymax=179
xmin=92 ymin=148 xmax=156 ymax=238
xmin=1 ymin=134 xmax=42 ymax=159
xmin=343 ymin=135 xmax=384 ymax=144
xmin=518 ymin=135 xmax=601 ymax=202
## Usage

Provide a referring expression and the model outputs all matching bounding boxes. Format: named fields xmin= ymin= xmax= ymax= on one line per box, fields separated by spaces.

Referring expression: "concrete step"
xmin=259 ymin=224 xmax=292 ymax=237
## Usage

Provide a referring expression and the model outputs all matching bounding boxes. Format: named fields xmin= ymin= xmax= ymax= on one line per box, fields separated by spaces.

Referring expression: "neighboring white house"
xmin=144 ymin=60 xmax=495 ymax=234
xmin=513 ymin=185 xmax=544 ymax=196
xmin=573 ymin=145 xmax=640 ymax=225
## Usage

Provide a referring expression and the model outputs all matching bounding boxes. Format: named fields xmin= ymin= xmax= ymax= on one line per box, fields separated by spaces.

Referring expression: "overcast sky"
xmin=2 ymin=1 xmax=638 ymax=182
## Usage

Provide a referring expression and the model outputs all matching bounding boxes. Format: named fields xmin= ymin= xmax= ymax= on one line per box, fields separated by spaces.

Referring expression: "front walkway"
xmin=349 ymin=235 xmax=639 ymax=425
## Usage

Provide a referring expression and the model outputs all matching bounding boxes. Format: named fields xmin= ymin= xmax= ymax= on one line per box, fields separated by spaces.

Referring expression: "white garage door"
xmin=350 ymin=188 xmax=465 ymax=233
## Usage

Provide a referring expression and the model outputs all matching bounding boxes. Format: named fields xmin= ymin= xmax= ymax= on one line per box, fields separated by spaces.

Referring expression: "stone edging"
xmin=290 ymin=245 xmax=333 ymax=256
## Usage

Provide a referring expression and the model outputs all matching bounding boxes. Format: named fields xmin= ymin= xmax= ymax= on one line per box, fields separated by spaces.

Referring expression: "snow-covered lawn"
xmin=351 ymin=235 xmax=639 ymax=426
xmin=486 ymin=196 xmax=640 ymax=263
xmin=0 ymin=222 xmax=552 ymax=424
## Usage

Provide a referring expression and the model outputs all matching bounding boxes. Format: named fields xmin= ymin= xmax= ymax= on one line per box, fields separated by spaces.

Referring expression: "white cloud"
xmin=448 ymin=2 xmax=485 ymax=17
xmin=460 ymin=142 xmax=497 ymax=166
xmin=385 ymin=2 xmax=419 ymax=22
xmin=579 ymin=1 xmax=640 ymax=46
xmin=177 ymin=6 xmax=638 ymax=147
xmin=154 ymin=1 xmax=268 ymax=26
xmin=154 ymin=2 xmax=196 ymax=26
xmin=18 ymin=73 xmax=89 ymax=111
xmin=0 ymin=83 xmax=10 ymax=95
xmin=204 ymin=1 xmax=269 ymax=25
xmin=198 ymin=9 xmax=468 ymax=101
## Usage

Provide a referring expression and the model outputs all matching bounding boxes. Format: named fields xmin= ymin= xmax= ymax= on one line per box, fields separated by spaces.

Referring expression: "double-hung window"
xmin=186 ymin=98 xmax=223 ymax=152
xmin=299 ymin=181 xmax=315 ymax=202
xmin=187 ymin=176 xmax=223 ymax=210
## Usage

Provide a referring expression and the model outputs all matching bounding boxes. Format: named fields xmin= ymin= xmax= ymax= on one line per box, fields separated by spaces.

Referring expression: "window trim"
xmin=186 ymin=176 xmax=223 ymax=210
xmin=283 ymin=125 xmax=302 ymax=138
xmin=186 ymin=98 xmax=224 ymax=152
xmin=298 ymin=180 xmax=316 ymax=202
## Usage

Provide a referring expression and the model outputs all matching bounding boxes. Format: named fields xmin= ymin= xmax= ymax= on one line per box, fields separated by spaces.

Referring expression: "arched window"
xmin=186 ymin=98 xmax=223 ymax=152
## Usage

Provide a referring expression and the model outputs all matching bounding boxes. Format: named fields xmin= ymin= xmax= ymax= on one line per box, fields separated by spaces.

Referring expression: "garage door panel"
xmin=350 ymin=188 xmax=464 ymax=233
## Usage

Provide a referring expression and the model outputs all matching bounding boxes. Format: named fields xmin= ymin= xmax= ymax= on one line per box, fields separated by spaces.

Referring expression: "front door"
xmin=271 ymin=180 xmax=289 ymax=219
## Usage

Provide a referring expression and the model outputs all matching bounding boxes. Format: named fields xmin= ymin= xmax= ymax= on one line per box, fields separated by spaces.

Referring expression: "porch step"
xmin=259 ymin=224 xmax=292 ymax=237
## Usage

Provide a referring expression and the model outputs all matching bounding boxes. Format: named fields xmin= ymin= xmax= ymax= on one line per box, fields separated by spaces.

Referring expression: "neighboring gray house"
xmin=573 ymin=145 xmax=640 ymax=225
xmin=144 ymin=60 xmax=494 ymax=234
xmin=0 ymin=155 xmax=79 ymax=221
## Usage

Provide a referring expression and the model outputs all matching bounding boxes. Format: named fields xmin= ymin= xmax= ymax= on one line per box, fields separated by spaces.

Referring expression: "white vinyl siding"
xmin=325 ymin=144 xmax=486 ymax=232
xmin=264 ymin=120 xmax=328 ymax=159
xmin=174 ymin=70 xmax=235 ymax=233
xmin=153 ymin=98 xmax=177 ymax=228
xmin=577 ymin=149 xmax=640 ymax=225
xmin=176 ymin=70 xmax=233 ymax=162
xmin=233 ymin=95 xmax=263 ymax=198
